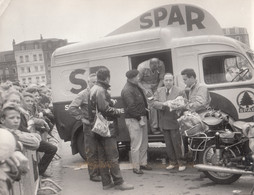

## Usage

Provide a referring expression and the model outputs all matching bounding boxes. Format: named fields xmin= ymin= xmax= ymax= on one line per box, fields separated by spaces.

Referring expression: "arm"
xmin=188 ymin=86 xmax=210 ymax=112
xmin=122 ymin=90 xmax=141 ymax=120
xmin=68 ymin=91 xmax=86 ymax=121
xmin=152 ymin=90 xmax=166 ymax=110
xmin=11 ymin=130 xmax=41 ymax=150
xmin=96 ymin=90 xmax=122 ymax=118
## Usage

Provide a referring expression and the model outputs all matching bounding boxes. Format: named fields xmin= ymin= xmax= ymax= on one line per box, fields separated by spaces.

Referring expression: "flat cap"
xmin=126 ymin=69 xmax=139 ymax=79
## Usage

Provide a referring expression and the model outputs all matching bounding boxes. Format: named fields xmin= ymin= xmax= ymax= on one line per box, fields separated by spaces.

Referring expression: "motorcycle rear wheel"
xmin=199 ymin=144 xmax=241 ymax=184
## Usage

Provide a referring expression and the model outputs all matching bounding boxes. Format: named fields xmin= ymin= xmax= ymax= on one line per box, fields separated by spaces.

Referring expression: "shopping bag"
xmin=91 ymin=112 xmax=111 ymax=137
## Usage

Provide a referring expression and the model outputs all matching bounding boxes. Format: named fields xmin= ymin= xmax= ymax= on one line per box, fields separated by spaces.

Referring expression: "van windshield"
xmin=247 ymin=50 xmax=254 ymax=64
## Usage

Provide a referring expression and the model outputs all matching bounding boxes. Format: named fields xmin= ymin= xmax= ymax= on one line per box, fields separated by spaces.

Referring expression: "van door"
xmin=198 ymin=52 xmax=254 ymax=121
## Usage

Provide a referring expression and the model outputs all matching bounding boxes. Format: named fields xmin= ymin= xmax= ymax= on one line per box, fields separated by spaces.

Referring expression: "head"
xmin=149 ymin=58 xmax=160 ymax=72
xmin=0 ymin=128 xmax=16 ymax=161
xmin=0 ymin=104 xmax=21 ymax=130
xmin=22 ymin=92 xmax=34 ymax=111
xmin=3 ymin=91 xmax=22 ymax=107
xmin=181 ymin=68 xmax=197 ymax=87
xmin=96 ymin=68 xmax=110 ymax=84
xmin=163 ymin=73 xmax=174 ymax=89
xmin=87 ymin=73 xmax=97 ymax=88
xmin=25 ymin=87 xmax=41 ymax=103
xmin=126 ymin=69 xmax=140 ymax=85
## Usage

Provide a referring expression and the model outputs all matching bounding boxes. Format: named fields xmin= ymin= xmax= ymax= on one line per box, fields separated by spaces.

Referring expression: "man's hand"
xmin=81 ymin=118 xmax=90 ymax=125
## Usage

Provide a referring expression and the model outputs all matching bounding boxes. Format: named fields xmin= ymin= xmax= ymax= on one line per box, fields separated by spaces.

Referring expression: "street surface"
xmin=43 ymin=133 xmax=254 ymax=195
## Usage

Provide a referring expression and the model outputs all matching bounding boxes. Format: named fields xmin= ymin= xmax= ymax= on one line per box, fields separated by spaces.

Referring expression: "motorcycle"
xmin=179 ymin=109 xmax=230 ymax=162
xmin=195 ymin=120 xmax=254 ymax=184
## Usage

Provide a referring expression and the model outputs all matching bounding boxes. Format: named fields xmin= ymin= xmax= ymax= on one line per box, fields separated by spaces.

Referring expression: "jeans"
xmin=37 ymin=140 xmax=57 ymax=174
xmin=83 ymin=124 xmax=100 ymax=178
xmin=96 ymin=135 xmax=124 ymax=186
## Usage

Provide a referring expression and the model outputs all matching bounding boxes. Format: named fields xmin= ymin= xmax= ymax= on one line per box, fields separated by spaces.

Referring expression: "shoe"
xmin=140 ymin=165 xmax=152 ymax=170
xmin=115 ymin=182 xmax=134 ymax=191
xmin=90 ymin=176 xmax=101 ymax=182
xmin=166 ymin=165 xmax=175 ymax=170
xmin=40 ymin=173 xmax=51 ymax=178
xmin=152 ymin=129 xmax=161 ymax=135
xmin=133 ymin=168 xmax=144 ymax=174
xmin=178 ymin=166 xmax=186 ymax=171
xmin=103 ymin=182 xmax=115 ymax=190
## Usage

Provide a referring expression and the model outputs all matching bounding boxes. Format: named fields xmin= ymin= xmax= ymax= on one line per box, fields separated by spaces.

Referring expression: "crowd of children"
xmin=0 ymin=80 xmax=57 ymax=194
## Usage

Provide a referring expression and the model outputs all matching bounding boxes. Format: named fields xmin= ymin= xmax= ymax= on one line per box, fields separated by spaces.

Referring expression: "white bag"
xmin=91 ymin=111 xmax=111 ymax=137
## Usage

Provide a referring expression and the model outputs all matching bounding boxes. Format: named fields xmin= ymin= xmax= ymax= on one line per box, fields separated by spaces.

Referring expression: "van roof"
xmin=52 ymin=27 xmax=245 ymax=66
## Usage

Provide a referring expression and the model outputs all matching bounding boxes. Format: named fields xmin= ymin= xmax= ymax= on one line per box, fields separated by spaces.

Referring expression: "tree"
xmin=240 ymin=92 xmax=254 ymax=108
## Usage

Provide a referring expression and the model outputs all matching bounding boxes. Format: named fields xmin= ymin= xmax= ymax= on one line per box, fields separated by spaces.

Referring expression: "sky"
xmin=0 ymin=0 xmax=253 ymax=52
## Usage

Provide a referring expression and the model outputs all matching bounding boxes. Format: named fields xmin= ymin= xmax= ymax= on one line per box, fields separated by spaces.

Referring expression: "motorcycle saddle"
xmin=202 ymin=116 xmax=223 ymax=126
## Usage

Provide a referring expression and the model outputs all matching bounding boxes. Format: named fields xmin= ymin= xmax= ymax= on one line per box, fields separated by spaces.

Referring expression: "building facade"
xmin=0 ymin=50 xmax=18 ymax=83
xmin=223 ymin=27 xmax=250 ymax=46
xmin=13 ymin=36 xmax=67 ymax=86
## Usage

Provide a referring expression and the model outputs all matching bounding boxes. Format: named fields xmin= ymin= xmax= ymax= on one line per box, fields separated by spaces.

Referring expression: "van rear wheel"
xmin=77 ymin=131 xmax=86 ymax=160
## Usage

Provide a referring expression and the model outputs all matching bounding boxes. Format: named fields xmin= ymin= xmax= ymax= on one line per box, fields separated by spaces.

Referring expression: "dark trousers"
xmin=37 ymin=140 xmax=57 ymax=174
xmin=163 ymin=129 xmax=184 ymax=165
xmin=96 ymin=135 xmax=124 ymax=186
xmin=83 ymin=124 xmax=100 ymax=178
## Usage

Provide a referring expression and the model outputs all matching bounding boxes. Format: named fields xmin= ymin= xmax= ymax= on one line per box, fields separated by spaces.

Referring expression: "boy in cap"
xmin=121 ymin=69 xmax=152 ymax=174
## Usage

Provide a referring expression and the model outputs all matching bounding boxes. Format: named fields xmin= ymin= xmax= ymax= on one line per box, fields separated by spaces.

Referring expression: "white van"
xmin=51 ymin=4 xmax=254 ymax=158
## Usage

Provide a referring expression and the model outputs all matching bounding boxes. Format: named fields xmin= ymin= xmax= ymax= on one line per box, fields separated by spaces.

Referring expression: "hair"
xmin=164 ymin=73 xmax=174 ymax=78
xmin=181 ymin=68 xmax=196 ymax=79
xmin=22 ymin=92 xmax=34 ymax=99
xmin=88 ymin=73 xmax=97 ymax=81
xmin=96 ymin=68 xmax=110 ymax=81
xmin=25 ymin=87 xmax=39 ymax=94
xmin=0 ymin=103 xmax=21 ymax=119
xmin=3 ymin=90 xmax=23 ymax=104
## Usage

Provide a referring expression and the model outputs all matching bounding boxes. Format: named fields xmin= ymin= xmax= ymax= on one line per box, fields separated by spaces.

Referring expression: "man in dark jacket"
xmin=121 ymin=70 xmax=152 ymax=175
xmin=89 ymin=68 xmax=134 ymax=191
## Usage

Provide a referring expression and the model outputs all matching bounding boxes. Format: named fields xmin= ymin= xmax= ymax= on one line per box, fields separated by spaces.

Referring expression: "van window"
xmin=203 ymin=55 xmax=252 ymax=84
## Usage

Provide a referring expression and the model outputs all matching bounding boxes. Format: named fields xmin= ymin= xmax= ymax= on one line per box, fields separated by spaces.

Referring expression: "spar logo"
xmin=237 ymin=90 xmax=254 ymax=113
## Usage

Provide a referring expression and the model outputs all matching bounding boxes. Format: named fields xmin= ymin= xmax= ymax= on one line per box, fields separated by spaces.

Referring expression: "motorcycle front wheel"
xmin=199 ymin=144 xmax=241 ymax=184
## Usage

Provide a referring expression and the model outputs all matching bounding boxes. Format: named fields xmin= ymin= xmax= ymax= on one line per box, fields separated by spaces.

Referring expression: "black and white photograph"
xmin=0 ymin=0 xmax=254 ymax=194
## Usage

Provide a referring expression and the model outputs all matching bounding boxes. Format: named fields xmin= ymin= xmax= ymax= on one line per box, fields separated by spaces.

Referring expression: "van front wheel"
xmin=77 ymin=131 xmax=86 ymax=160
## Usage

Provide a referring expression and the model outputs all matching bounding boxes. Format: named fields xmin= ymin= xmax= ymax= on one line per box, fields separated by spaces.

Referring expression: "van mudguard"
xmin=70 ymin=120 xmax=83 ymax=155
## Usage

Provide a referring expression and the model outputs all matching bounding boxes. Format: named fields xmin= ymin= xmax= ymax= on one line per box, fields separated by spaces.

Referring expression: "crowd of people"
xmin=0 ymin=81 xmax=57 ymax=194
xmin=68 ymin=58 xmax=211 ymax=191
xmin=0 ymin=57 xmax=211 ymax=193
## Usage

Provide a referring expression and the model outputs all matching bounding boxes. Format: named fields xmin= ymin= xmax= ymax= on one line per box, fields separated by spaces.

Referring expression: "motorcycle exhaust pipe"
xmin=194 ymin=164 xmax=254 ymax=175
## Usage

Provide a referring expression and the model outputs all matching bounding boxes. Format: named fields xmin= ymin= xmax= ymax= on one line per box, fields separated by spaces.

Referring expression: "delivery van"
xmin=51 ymin=4 xmax=254 ymax=158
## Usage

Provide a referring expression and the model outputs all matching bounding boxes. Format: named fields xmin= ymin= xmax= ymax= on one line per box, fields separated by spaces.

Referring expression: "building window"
xmin=22 ymin=78 xmax=26 ymax=84
xmin=36 ymin=76 xmax=40 ymax=83
xmin=20 ymin=56 xmax=24 ymax=63
xmin=5 ymin=69 xmax=9 ymax=75
xmin=27 ymin=67 xmax=31 ymax=73
xmin=13 ymin=68 xmax=16 ymax=74
xmin=25 ymin=55 xmax=29 ymax=62
xmin=40 ymin=65 xmax=44 ymax=71
xmin=41 ymin=76 xmax=45 ymax=82
xmin=0 ymin=69 xmax=3 ymax=76
xmin=34 ymin=43 xmax=39 ymax=49
xmin=39 ymin=54 xmax=43 ymax=61
xmin=28 ymin=77 xmax=32 ymax=83
xmin=35 ymin=66 xmax=38 ymax=72
xmin=20 ymin=67 xmax=25 ymax=73
xmin=33 ymin=54 xmax=37 ymax=61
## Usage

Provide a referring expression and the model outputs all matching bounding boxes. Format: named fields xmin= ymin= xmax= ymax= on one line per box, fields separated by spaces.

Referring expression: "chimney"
xmin=40 ymin=34 xmax=43 ymax=40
